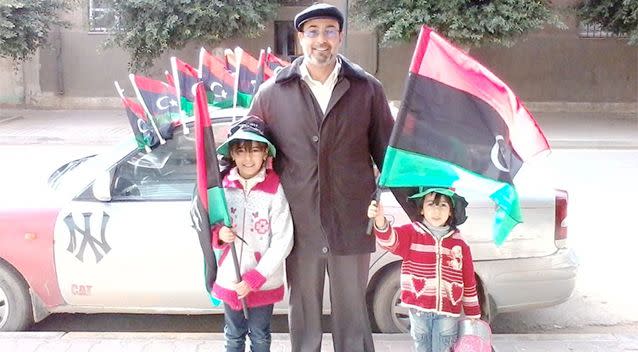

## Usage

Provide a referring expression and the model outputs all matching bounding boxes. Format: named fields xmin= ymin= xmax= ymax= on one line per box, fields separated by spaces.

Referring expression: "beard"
xmin=306 ymin=48 xmax=336 ymax=67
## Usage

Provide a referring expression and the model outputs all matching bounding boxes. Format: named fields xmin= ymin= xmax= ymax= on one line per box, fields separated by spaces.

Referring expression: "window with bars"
xmin=579 ymin=22 xmax=627 ymax=39
xmin=88 ymin=0 xmax=117 ymax=33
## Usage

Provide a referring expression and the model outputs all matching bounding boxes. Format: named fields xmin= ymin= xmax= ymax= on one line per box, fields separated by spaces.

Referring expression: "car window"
xmin=111 ymin=131 xmax=197 ymax=201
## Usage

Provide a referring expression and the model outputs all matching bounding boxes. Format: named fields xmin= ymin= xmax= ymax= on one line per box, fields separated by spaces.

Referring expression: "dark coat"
xmin=249 ymin=55 xmax=394 ymax=255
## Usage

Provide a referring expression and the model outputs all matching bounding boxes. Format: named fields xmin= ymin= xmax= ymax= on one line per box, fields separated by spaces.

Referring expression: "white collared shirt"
xmin=300 ymin=58 xmax=341 ymax=114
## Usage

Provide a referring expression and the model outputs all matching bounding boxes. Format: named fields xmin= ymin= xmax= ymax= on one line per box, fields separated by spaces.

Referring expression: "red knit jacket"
xmin=374 ymin=221 xmax=481 ymax=318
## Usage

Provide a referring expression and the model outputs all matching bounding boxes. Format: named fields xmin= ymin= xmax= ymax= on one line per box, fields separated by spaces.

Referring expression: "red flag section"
xmin=410 ymin=26 xmax=549 ymax=161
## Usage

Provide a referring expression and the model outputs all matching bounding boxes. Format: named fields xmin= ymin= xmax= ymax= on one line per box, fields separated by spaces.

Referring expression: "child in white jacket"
xmin=212 ymin=115 xmax=293 ymax=352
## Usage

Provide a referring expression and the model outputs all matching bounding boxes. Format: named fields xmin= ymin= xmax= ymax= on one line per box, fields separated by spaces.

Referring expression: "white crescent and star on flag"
xmin=209 ymin=82 xmax=228 ymax=100
xmin=490 ymin=135 xmax=510 ymax=172
xmin=156 ymin=96 xmax=178 ymax=110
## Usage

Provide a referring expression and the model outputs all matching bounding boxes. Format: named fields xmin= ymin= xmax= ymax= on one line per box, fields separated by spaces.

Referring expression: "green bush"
xmin=578 ymin=0 xmax=638 ymax=45
xmin=0 ymin=0 xmax=73 ymax=62
xmin=105 ymin=0 xmax=282 ymax=72
xmin=351 ymin=0 xmax=565 ymax=48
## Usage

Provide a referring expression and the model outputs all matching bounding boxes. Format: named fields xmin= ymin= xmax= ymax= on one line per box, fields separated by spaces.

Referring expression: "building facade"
xmin=1 ymin=0 xmax=636 ymax=110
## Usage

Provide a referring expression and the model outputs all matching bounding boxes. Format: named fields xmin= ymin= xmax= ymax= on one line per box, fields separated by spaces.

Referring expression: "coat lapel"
xmin=324 ymin=77 xmax=350 ymax=120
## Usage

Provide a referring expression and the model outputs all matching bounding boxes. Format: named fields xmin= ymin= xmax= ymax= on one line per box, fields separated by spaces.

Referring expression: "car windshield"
xmin=48 ymin=155 xmax=95 ymax=190
xmin=48 ymin=139 xmax=137 ymax=199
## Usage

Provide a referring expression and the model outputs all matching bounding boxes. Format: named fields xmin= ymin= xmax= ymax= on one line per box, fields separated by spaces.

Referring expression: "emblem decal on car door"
xmin=62 ymin=211 xmax=111 ymax=263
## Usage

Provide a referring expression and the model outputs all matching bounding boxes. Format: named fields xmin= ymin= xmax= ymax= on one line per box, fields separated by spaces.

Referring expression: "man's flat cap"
xmin=294 ymin=3 xmax=344 ymax=32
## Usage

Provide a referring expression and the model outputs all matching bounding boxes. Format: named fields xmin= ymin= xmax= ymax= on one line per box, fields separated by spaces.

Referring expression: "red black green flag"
xmin=225 ymin=47 xmax=259 ymax=105
xmin=198 ymin=48 xmax=236 ymax=109
xmin=114 ymin=81 xmax=158 ymax=151
xmin=129 ymin=74 xmax=180 ymax=143
xmin=264 ymin=48 xmax=289 ymax=77
xmin=191 ymin=82 xmax=231 ymax=297
xmin=170 ymin=56 xmax=200 ymax=116
xmin=121 ymin=96 xmax=156 ymax=151
xmin=255 ymin=48 xmax=290 ymax=91
xmin=379 ymin=26 xmax=550 ymax=245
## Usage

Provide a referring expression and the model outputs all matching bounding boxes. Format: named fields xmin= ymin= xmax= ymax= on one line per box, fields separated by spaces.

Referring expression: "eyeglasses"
xmin=303 ymin=28 xmax=340 ymax=39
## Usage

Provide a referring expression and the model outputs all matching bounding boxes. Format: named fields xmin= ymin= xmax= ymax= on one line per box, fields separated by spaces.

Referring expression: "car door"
xmin=53 ymin=132 xmax=214 ymax=311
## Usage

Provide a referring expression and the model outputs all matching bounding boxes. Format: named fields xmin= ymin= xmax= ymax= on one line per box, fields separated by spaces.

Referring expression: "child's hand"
xmin=219 ymin=226 xmax=236 ymax=243
xmin=367 ymin=200 xmax=387 ymax=229
xmin=234 ymin=280 xmax=251 ymax=299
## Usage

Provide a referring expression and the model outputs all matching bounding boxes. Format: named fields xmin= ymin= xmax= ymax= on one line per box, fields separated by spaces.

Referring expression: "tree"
xmin=105 ymin=0 xmax=282 ymax=72
xmin=351 ymin=0 xmax=565 ymax=48
xmin=578 ymin=0 xmax=638 ymax=45
xmin=0 ymin=0 xmax=73 ymax=63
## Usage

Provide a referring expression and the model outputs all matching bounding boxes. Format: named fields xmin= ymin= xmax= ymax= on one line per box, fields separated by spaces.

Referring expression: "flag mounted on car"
xmin=170 ymin=56 xmax=201 ymax=117
xmin=225 ymin=47 xmax=260 ymax=106
xmin=190 ymin=82 xmax=231 ymax=302
xmin=129 ymin=74 xmax=181 ymax=143
xmin=198 ymin=47 xmax=236 ymax=109
xmin=114 ymin=81 xmax=158 ymax=152
xmin=378 ymin=26 xmax=550 ymax=245
xmin=264 ymin=47 xmax=289 ymax=77
xmin=255 ymin=48 xmax=290 ymax=91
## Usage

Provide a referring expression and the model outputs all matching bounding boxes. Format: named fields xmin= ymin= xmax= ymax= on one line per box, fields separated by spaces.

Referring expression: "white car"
xmin=0 ymin=118 xmax=577 ymax=333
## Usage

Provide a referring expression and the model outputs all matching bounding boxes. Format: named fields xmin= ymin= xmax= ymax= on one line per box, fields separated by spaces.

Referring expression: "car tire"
xmin=0 ymin=261 xmax=33 ymax=331
xmin=372 ymin=265 xmax=410 ymax=333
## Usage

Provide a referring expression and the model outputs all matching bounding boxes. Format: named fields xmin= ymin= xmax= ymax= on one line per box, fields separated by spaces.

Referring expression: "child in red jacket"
xmin=368 ymin=187 xmax=480 ymax=352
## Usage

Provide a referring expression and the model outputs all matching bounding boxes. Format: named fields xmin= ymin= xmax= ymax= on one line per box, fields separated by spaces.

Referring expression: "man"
xmin=249 ymin=3 xmax=394 ymax=351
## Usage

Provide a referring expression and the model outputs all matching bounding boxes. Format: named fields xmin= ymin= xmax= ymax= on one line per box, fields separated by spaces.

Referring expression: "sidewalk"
xmin=1 ymin=108 xmax=637 ymax=148
xmin=1 ymin=332 xmax=637 ymax=352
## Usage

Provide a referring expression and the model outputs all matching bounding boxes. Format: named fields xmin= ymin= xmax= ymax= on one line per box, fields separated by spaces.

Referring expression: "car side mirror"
xmin=93 ymin=171 xmax=112 ymax=202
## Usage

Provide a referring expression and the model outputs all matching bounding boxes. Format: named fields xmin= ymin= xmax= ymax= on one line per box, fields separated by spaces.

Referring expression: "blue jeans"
xmin=409 ymin=309 xmax=459 ymax=352
xmin=223 ymin=303 xmax=273 ymax=352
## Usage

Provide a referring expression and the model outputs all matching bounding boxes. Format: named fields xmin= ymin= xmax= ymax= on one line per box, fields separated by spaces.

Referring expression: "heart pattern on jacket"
xmin=449 ymin=282 xmax=464 ymax=305
xmin=411 ymin=276 xmax=428 ymax=297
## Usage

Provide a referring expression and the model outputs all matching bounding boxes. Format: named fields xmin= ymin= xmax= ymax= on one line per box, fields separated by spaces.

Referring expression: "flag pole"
xmin=230 ymin=242 xmax=249 ymax=319
xmin=366 ymin=177 xmax=382 ymax=235
xmin=198 ymin=48 xmax=205 ymax=80
xmin=170 ymin=57 xmax=190 ymax=135
xmin=129 ymin=74 xmax=166 ymax=145
xmin=114 ymin=80 xmax=151 ymax=153
xmin=231 ymin=47 xmax=242 ymax=123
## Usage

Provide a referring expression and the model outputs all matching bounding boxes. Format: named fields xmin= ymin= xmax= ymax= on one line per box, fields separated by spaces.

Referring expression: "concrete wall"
xmin=0 ymin=59 xmax=24 ymax=105
xmin=375 ymin=17 xmax=638 ymax=103
xmin=10 ymin=1 xmax=638 ymax=108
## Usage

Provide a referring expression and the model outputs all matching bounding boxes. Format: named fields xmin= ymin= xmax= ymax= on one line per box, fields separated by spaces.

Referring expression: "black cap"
xmin=294 ymin=3 xmax=344 ymax=32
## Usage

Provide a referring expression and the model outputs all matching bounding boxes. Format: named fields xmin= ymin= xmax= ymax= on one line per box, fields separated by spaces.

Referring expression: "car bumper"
xmin=475 ymin=248 xmax=578 ymax=314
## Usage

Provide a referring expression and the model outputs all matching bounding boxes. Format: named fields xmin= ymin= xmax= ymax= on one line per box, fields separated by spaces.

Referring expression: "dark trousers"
xmin=223 ymin=303 xmax=274 ymax=352
xmin=286 ymin=250 xmax=375 ymax=352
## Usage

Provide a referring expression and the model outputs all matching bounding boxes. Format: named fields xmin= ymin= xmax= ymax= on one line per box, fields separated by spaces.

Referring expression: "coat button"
xmin=312 ymin=135 xmax=319 ymax=143
xmin=322 ymin=246 xmax=329 ymax=254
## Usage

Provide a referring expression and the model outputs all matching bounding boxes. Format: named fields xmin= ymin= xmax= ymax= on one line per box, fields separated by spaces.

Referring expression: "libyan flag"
xmin=198 ymin=47 xmax=236 ymax=109
xmin=190 ymin=82 xmax=231 ymax=302
xmin=170 ymin=56 xmax=200 ymax=117
xmin=379 ymin=26 xmax=550 ymax=245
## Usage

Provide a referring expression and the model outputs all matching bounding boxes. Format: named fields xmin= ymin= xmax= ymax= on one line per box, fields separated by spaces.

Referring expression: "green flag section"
xmin=379 ymin=147 xmax=521 ymax=245
xmin=379 ymin=26 xmax=550 ymax=245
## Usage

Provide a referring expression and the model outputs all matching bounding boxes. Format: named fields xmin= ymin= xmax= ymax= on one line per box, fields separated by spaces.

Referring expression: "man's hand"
xmin=234 ymin=280 xmax=251 ymax=299
xmin=219 ymin=226 xmax=236 ymax=243
xmin=367 ymin=200 xmax=387 ymax=229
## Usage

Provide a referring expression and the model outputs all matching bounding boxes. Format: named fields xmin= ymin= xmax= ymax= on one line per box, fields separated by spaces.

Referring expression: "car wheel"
xmin=372 ymin=265 xmax=410 ymax=333
xmin=0 ymin=261 xmax=33 ymax=331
